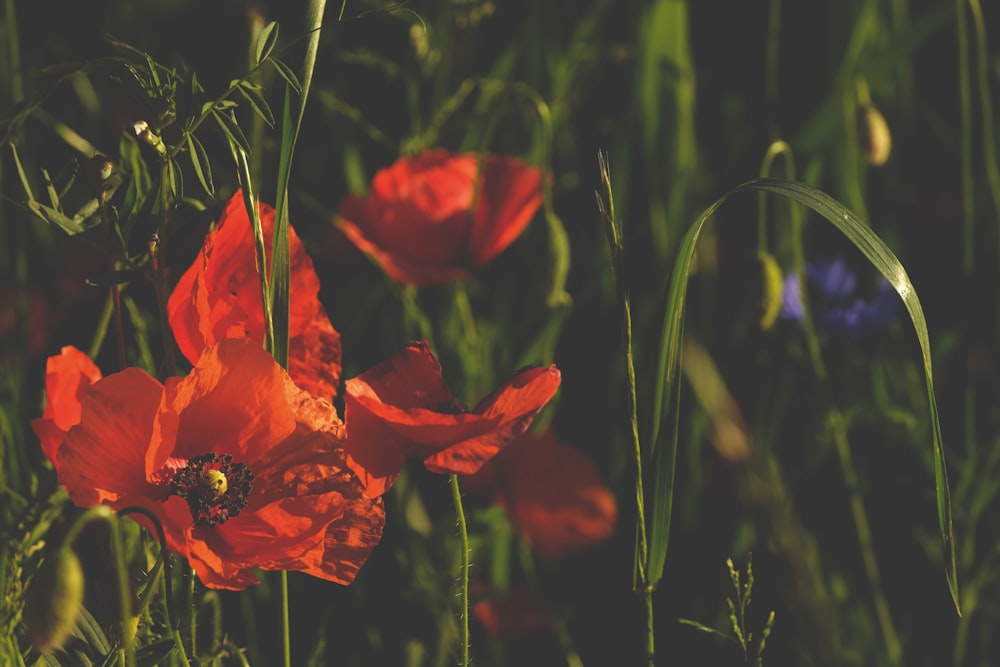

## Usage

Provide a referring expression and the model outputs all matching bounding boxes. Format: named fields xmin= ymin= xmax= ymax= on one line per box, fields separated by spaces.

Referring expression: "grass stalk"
xmin=450 ymin=474 xmax=471 ymax=667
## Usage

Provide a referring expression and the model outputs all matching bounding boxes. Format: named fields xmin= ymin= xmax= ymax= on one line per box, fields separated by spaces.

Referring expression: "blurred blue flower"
xmin=780 ymin=257 xmax=902 ymax=338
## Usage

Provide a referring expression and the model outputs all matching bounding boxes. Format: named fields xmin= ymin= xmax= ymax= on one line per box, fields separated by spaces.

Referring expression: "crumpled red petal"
xmin=51 ymin=338 xmax=382 ymax=590
xmin=344 ymin=339 xmax=560 ymax=495
xmin=168 ymin=191 xmax=342 ymax=400
xmin=30 ymin=346 xmax=102 ymax=469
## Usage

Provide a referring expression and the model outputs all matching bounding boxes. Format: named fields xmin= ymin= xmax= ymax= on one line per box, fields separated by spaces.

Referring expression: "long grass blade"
xmin=647 ymin=178 xmax=959 ymax=618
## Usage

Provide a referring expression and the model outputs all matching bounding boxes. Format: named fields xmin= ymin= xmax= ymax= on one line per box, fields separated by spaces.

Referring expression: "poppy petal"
xmin=30 ymin=346 xmax=102 ymax=468
xmin=479 ymin=431 xmax=617 ymax=559
xmin=469 ymin=155 xmax=544 ymax=268
xmin=148 ymin=338 xmax=298 ymax=473
xmin=168 ymin=191 xmax=342 ymax=399
xmin=423 ymin=365 xmax=561 ymax=475
xmin=57 ymin=368 xmax=163 ymax=507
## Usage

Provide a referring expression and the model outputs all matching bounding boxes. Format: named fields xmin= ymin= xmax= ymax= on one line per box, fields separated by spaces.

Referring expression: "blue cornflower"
xmin=780 ymin=257 xmax=901 ymax=338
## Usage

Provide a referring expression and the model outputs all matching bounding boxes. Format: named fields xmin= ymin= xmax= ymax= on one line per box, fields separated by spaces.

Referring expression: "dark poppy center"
xmin=169 ymin=453 xmax=254 ymax=526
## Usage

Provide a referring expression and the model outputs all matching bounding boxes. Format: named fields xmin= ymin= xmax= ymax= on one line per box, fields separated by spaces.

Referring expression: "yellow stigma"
xmin=201 ymin=469 xmax=228 ymax=497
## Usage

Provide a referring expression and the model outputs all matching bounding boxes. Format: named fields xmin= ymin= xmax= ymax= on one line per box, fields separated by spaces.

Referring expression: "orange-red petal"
xmin=168 ymin=191 xmax=342 ymax=399
xmin=423 ymin=365 xmax=561 ymax=475
xmin=51 ymin=337 xmax=381 ymax=591
xmin=30 ymin=346 xmax=102 ymax=468
xmin=344 ymin=340 xmax=560 ymax=494
xmin=468 ymin=155 xmax=544 ymax=268
xmin=57 ymin=368 xmax=163 ymax=508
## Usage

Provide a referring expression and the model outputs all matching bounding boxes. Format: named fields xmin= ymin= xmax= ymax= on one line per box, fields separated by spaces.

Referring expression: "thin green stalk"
xmin=596 ymin=150 xmax=653 ymax=664
xmin=956 ymin=0 xmax=974 ymax=276
xmin=757 ymin=140 xmax=796 ymax=254
xmin=187 ymin=565 xmax=196 ymax=659
xmin=64 ymin=507 xmax=135 ymax=667
xmin=790 ymin=189 xmax=901 ymax=663
xmin=450 ymin=474 xmax=470 ymax=667
xmin=108 ymin=518 xmax=135 ymax=667
xmin=967 ymin=0 xmax=1000 ymax=271
xmin=764 ymin=0 xmax=782 ymax=139
xmin=233 ymin=145 xmax=275 ymax=354
xmin=96 ymin=168 xmax=127 ymax=371
xmin=117 ymin=507 xmax=190 ymax=665
xmin=3 ymin=0 xmax=23 ymax=104
xmin=829 ymin=413 xmax=902 ymax=666
xmin=157 ymin=159 xmax=177 ymax=377
xmin=399 ymin=284 xmax=436 ymax=344
xmin=281 ymin=572 xmax=291 ymax=667
xmin=88 ymin=291 xmax=115 ymax=361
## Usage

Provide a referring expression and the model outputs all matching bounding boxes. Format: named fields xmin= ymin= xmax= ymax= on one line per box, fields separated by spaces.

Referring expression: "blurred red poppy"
xmin=472 ymin=586 xmax=552 ymax=640
xmin=50 ymin=338 xmax=383 ymax=590
xmin=168 ymin=190 xmax=342 ymax=400
xmin=30 ymin=346 xmax=103 ymax=471
xmin=343 ymin=339 xmax=560 ymax=497
xmin=336 ymin=150 xmax=544 ymax=286
xmin=466 ymin=430 xmax=617 ymax=559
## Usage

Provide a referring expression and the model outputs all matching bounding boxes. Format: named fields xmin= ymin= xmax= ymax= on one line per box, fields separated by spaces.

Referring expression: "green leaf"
xmin=185 ymin=132 xmax=215 ymax=195
xmin=210 ymin=108 xmax=252 ymax=155
xmin=255 ymin=21 xmax=280 ymax=66
xmin=237 ymin=80 xmax=276 ymax=127
xmin=270 ymin=57 xmax=302 ymax=93
xmin=165 ymin=157 xmax=183 ymax=201
xmin=646 ymin=178 xmax=960 ymax=617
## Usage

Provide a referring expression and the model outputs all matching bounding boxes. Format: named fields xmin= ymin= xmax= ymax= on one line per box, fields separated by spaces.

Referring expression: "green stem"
xmin=449 ymin=474 xmax=470 ymax=667
xmin=829 ymin=413 xmax=902 ymax=666
xmin=116 ymin=507 xmax=190 ymax=665
xmin=281 ymin=571 xmax=291 ymax=667
xmin=596 ymin=150 xmax=653 ymax=663
xmin=108 ymin=518 xmax=135 ymax=667
xmin=187 ymin=566 xmax=196 ymax=659
xmin=956 ymin=0 xmax=974 ymax=276
xmin=64 ymin=507 xmax=134 ymax=667
xmin=157 ymin=160 xmax=177 ymax=377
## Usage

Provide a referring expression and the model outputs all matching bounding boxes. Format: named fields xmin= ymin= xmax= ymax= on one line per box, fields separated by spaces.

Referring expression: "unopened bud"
xmin=130 ymin=119 xmax=167 ymax=158
xmin=858 ymin=105 xmax=891 ymax=167
xmin=758 ymin=251 xmax=783 ymax=331
xmin=23 ymin=547 xmax=85 ymax=654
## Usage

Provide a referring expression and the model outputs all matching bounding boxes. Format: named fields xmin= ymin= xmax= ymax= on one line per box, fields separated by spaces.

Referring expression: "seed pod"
xmin=23 ymin=547 xmax=85 ymax=654
xmin=858 ymin=105 xmax=892 ymax=167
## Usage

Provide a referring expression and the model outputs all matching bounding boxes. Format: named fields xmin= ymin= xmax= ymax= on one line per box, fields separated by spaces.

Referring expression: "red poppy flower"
xmin=465 ymin=430 xmax=617 ymax=559
xmin=343 ymin=340 xmax=560 ymax=497
xmin=30 ymin=346 xmax=103 ymax=471
xmin=51 ymin=338 xmax=383 ymax=590
xmin=336 ymin=149 xmax=544 ymax=286
xmin=168 ymin=190 xmax=342 ymax=400
xmin=472 ymin=586 xmax=552 ymax=640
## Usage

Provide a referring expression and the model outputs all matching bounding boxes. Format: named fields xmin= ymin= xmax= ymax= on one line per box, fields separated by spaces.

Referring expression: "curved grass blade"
xmin=646 ymin=177 xmax=960 ymax=616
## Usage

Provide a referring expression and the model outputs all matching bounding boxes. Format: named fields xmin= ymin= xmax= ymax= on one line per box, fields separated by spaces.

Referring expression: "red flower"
xmin=50 ymin=338 xmax=383 ymax=590
xmin=168 ymin=190 xmax=342 ymax=400
xmin=472 ymin=586 xmax=552 ymax=640
xmin=343 ymin=340 xmax=560 ymax=497
xmin=30 ymin=346 xmax=103 ymax=471
xmin=465 ymin=430 xmax=617 ymax=559
xmin=336 ymin=150 xmax=544 ymax=286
